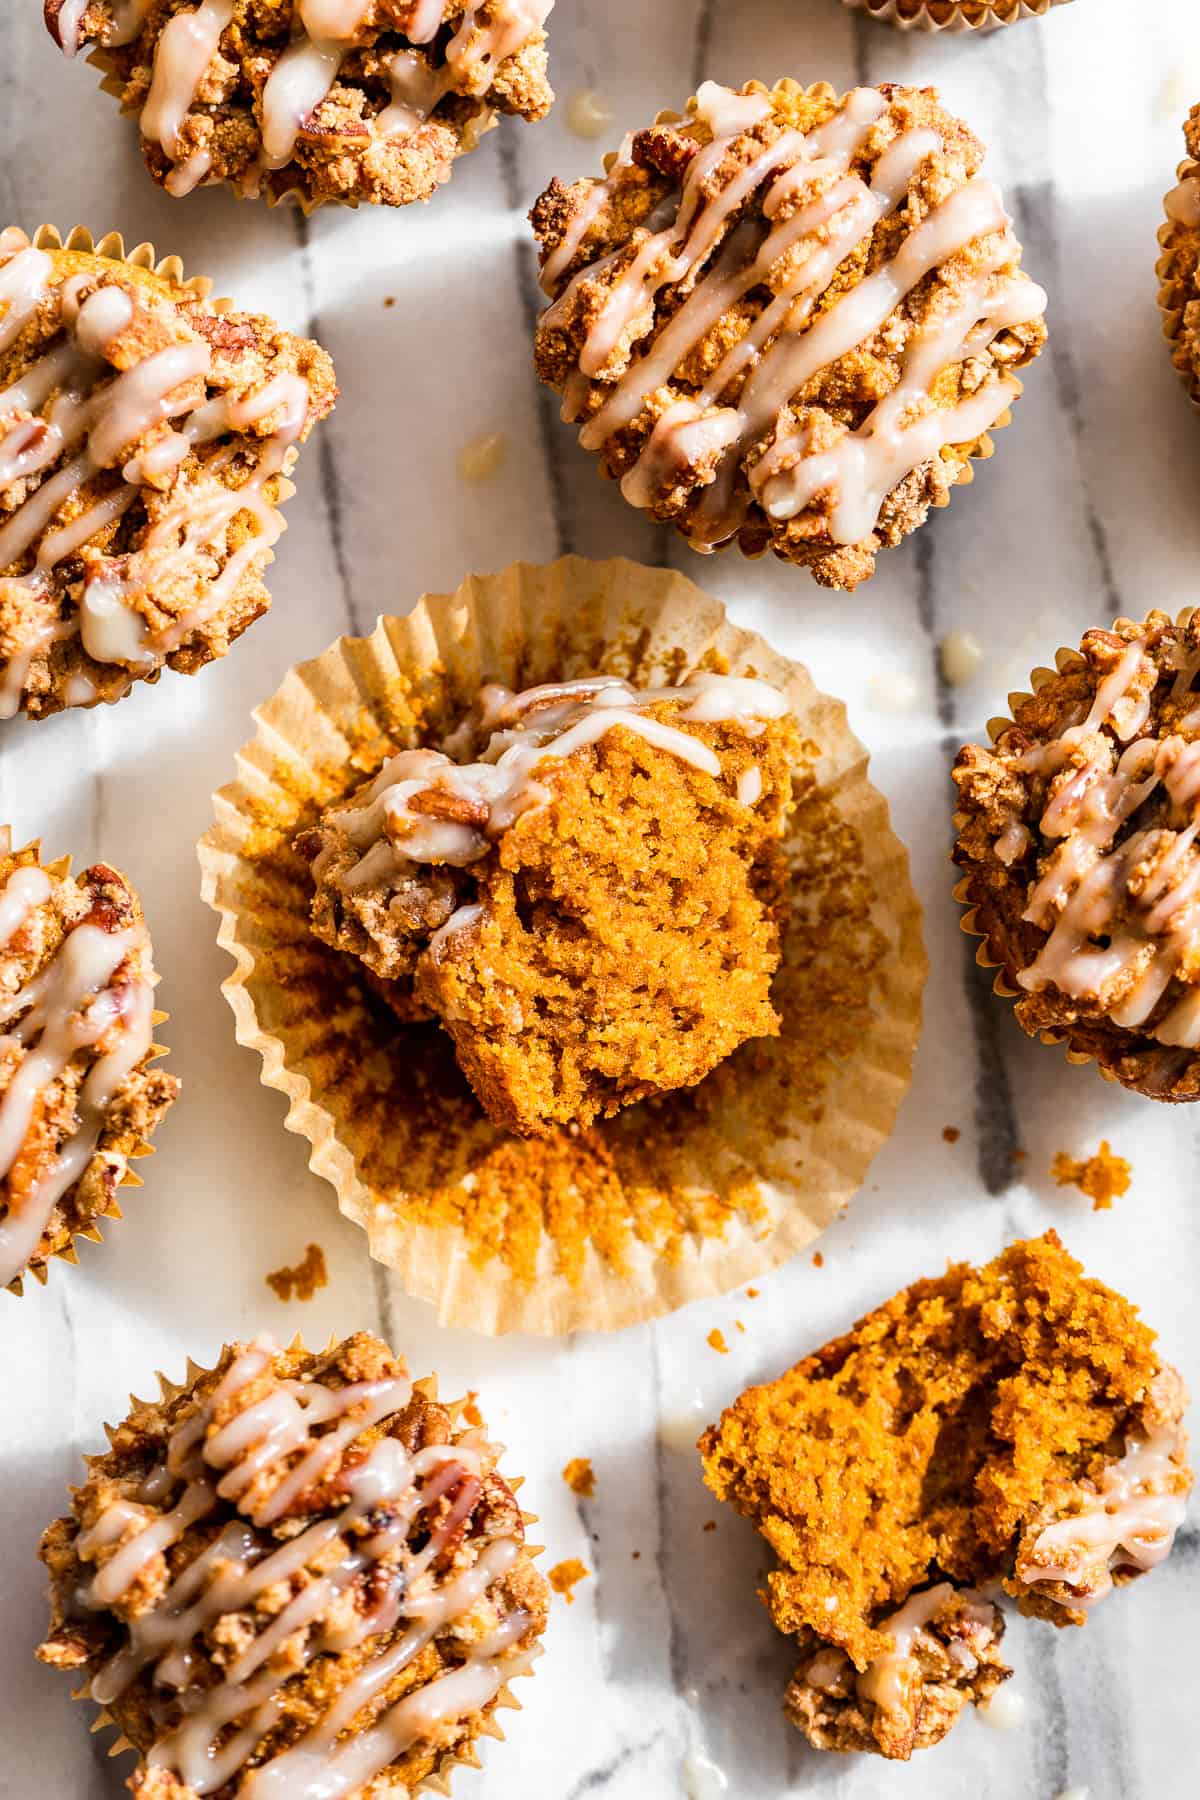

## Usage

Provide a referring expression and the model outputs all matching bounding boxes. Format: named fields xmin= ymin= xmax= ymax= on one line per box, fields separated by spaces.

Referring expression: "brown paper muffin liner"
xmin=198 ymin=557 xmax=926 ymax=1336
xmin=87 ymin=47 xmax=496 ymax=216
xmin=76 ymin=1345 xmax=540 ymax=1792
xmin=1 ymin=829 xmax=174 ymax=1297
xmin=953 ymin=609 xmax=1196 ymax=1090
xmin=1157 ymin=154 xmax=1200 ymax=409
xmin=841 ymin=0 xmax=1070 ymax=29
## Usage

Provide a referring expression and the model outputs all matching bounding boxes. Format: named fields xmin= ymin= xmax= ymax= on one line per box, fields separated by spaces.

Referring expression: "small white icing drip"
xmin=55 ymin=0 xmax=151 ymax=55
xmin=322 ymin=672 xmax=789 ymax=887
xmin=855 ymin=1583 xmax=953 ymax=1714
xmin=0 ymin=234 xmax=311 ymax=717
xmin=940 ymin=630 xmax=983 ymax=688
xmin=77 ymin=1339 xmax=531 ymax=1798
xmin=0 ymin=865 xmax=51 ymax=947
xmin=737 ymin=765 xmax=763 ymax=806
xmin=682 ymin=1749 xmax=730 ymax=1800
xmin=1005 ymin=637 xmax=1200 ymax=1047
xmin=457 ymin=430 xmax=507 ymax=482
xmin=1019 ymin=1427 xmax=1189 ymax=1607
xmin=978 ymin=1687 xmax=1026 ymax=1731
xmin=252 ymin=0 xmax=555 ymax=177
xmin=567 ymin=89 xmax=614 ymax=141
xmin=543 ymin=83 xmax=1045 ymax=551
xmin=1166 ymin=175 xmax=1200 ymax=229
xmin=0 ymin=911 xmax=152 ymax=1287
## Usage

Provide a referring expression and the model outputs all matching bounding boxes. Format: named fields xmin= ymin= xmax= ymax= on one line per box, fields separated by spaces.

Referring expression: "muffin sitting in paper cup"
xmin=840 ymin=0 xmax=1071 ymax=30
xmin=1157 ymin=101 xmax=1200 ymax=405
xmin=953 ymin=612 xmax=1200 ymax=1100
xmin=295 ymin=674 xmax=801 ymax=1136
xmin=200 ymin=559 xmax=925 ymax=1334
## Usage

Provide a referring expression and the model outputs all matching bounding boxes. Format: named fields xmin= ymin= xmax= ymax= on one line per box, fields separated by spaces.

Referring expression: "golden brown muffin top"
xmin=0 ymin=231 xmax=335 ymax=720
xmin=0 ymin=827 xmax=178 ymax=1290
xmin=531 ymin=80 xmax=1046 ymax=590
xmin=48 ymin=1 xmax=555 ymax=209
xmin=38 ymin=1330 xmax=547 ymax=1799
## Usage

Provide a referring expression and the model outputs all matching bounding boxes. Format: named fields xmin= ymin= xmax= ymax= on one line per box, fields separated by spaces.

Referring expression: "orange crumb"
xmin=703 ymin=1520 xmax=717 ymax=1532
xmin=383 ymin=296 xmax=396 ymax=308
xmin=1013 ymin=1148 xmax=1027 ymax=1162
xmin=265 ymin=1243 xmax=328 ymax=1303
xmin=461 ymin=1391 xmax=483 ymax=1428
xmin=735 ymin=1320 xmax=746 ymax=1333
xmin=746 ymin=1286 xmax=759 ymax=1299
xmin=548 ymin=1558 xmax=590 ymax=1603
xmin=942 ymin=1125 xmax=961 ymax=1144
xmin=812 ymin=1251 xmax=824 ymax=1268
xmin=1052 ymin=1140 xmax=1132 ymax=1212
xmin=562 ymin=1456 xmax=596 ymax=1499
xmin=707 ymin=1327 xmax=729 ymax=1354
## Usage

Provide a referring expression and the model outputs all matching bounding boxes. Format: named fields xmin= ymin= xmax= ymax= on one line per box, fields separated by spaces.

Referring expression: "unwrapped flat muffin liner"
xmin=1 ymin=829 xmax=173 ymax=1297
xmin=841 ymin=0 xmax=1070 ymax=29
xmin=1157 ymin=152 xmax=1200 ymax=409
xmin=199 ymin=558 xmax=926 ymax=1335
xmin=953 ymin=609 xmax=1195 ymax=1094
xmin=86 ymin=45 xmax=496 ymax=216
xmin=74 ymin=1345 xmax=540 ymax=1793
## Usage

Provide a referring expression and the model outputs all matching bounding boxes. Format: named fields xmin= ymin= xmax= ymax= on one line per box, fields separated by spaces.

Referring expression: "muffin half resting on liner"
xmin=954 ymin=611 xmax=1200 ymax=1099
xmin=37 ymin=1329 xmax=547 ymax=1797
xmin=295 ymin=673 xmax=802 ymax=1137
xmin=840 ymin=0 xmax=1071 ymax=30
xmin=46 ymin=0 xmax=556 ymax=210
xmin=1157 ymin=101 xmax=1200 ymax=405
xmin=0 ymin=826 xmax=178 ymax=1295
xmin=530 ymin=80 xmax=1047 ymax=591
xmin=700 ymin=1233 xmax=1192 ymax=1761
xmin=199 ymin=558 xmax=926 ymax=1335
xmin=0 ymin=224 xmax=335 ymax=720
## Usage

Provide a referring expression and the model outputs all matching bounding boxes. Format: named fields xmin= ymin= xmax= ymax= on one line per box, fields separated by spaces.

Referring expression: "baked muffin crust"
xmin=1158 ymin=102 xmax=1200 ymax=402
xmin=953 ymin=612 xmax=1200 ymax=1099
xmin=0 ymin=827 xmax=179 ymax=1291
xmin=531 ymin=80 xmax=1046 ymax=590
xmin=38 ymin=1330 xmax=547 ymax=1797
xmin=47 ymin=1 xmax=555 ymax=209
xmin=701 ymin=1233 xmax=1192 ymax=1759
xmin=0 ymin=228 xmax=335 ymax=720
xmin=296 ymin=672 xmax=801 ymax=1135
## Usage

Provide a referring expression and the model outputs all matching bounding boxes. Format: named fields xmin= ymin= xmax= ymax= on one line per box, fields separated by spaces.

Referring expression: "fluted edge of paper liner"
xmin=839 ymin=0 xmax=1069 ymax=31
xmin=198 ymin=557 xmax=927 ymax=1336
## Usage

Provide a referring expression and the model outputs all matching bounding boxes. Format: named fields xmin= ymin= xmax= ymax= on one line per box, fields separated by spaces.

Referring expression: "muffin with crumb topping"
xmin=953 ymin=612 xmax=1200 ymax=1100
xmin=530 ymin=78 xmax=1046 ymax=591
xmin=1157 ymin=101 xmax=1200 ymax=404
xmin=0 ymin=226 xmax=334 ymax=721
xmin=0 ymin=825 xmax=178 ymax=1293
xmin=842 ymin=0 xmax=1071 ymax=30
xmin=37 ymin=1328 xmax=547 ymax=1795
xmin=46 ymin=0 xmax=556 ymax=209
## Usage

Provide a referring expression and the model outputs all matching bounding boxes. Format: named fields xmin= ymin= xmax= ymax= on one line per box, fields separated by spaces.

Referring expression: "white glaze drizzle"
xmin=55 ymin=0 xmax=151 ymax=56
xmin=318 ymin=672 xmax=789 ymax=888
xmin=76 ymin=1339 xmax=530 ymax=1798
xmin=0 ymin=234 xmax=310 ymax=718
xmin=0 ymin=865 xmax=51 ymax=947
xmin=0 ymin=905 xmax=152 ymax=1287
xmin=541 ymin=83 xmax=1045 ymax=551
xmin=1018 ymin=1427 xmax=1189 ymax=1608
xmin=1002 ymin=636 xmax=1200 ymax=1047
xmin=804 ymin=1585 xmax=997 ymax=1715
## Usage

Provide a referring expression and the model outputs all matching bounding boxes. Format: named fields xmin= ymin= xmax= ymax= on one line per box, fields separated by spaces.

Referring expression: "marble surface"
xmin=2 ymin=1 xmax=1199 ymax=1796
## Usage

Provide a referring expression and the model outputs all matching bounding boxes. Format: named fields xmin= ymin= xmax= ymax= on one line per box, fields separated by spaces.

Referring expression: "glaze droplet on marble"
xmin=683 ymin=1749 xmax=730 ymax=1799
xmin=940 ymin=630 xmax=983 ymax=687
xmin=458 ymin=431 xmax=508 ymax=482
xmin=978 ymin=1687 xmax=1027 ymax=1731
xmin=566 ymin=88 xmax=614 ymax=139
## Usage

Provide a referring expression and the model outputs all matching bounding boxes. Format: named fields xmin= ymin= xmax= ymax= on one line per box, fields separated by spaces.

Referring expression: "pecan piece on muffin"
xmin=0 ymin=826 xmax=179 ymax=1291
xmin=531 ymin=79 xmax=1046 ymax=591
xmin=701 ymin=1233 xmax=1192 ymax=1760
xmin=0 ymin=226 xmax=335 ymax=720
xmin=37 ymin=1329 xmax=548 ymax=1795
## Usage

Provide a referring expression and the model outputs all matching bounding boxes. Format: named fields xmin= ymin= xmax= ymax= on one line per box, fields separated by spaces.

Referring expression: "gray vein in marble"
xmin=564 ymin=1729 xmax=671 ymax=1798
xmin=291 ymin=210 xmax=358 ymax=633
xmin=689 ymin=0 xmax=717 ymax=95
xmin=370 ymin=1256 xmax=398 ymax=1353
xmin=1026 ymin=1622 xmax=1071 ymax=1795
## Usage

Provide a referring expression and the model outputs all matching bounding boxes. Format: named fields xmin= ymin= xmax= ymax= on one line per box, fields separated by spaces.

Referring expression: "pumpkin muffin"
xmin=1157 ymin=101 xmax=1200 ymax=405
xmin=0 ymin=826 xmax=178 ymax=1292
xmin=701 ymin=1233 xmax=1192 ymax=1761
xmin=530 ymin=79 xmax=1047 ymax=591
xmin=296 ymin=672 xmax=801 ymax=1136
xmin=842 ymin=0 xmax=1071 ymax=29
xmin=46 ymin=1 xmax=556 ymax=209
xmin=0 ymin=226 xmax=335 ymax=720
xmin=953 ymin=612 xmax=1200 ymax=1100
xmin=37 ymin=1329 xmax=548 ymax=1797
